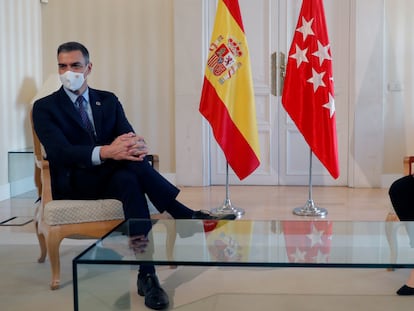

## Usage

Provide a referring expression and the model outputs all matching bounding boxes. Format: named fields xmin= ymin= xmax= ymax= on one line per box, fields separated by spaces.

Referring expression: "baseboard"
xmin=0 ymin=173 xmax=176 ymax=202
xmin=10 ymin=177 xmax=35 ymax=197
xmin=381 ymin=174 xmax=403 ymax=188
xmin=4 ymin=173 xmax=396 ymax=199
xmin=0 ymin=179 xmax=35 ymax=200
xmin=0 ymin=183 xmax=10 ymax=201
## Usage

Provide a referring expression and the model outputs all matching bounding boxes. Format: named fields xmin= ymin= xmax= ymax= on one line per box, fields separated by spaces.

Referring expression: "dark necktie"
xmin=76 ymin=96 xmax=95 ymax=136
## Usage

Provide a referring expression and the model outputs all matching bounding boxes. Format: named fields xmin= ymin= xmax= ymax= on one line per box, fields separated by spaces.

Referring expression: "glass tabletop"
xmin=73 ymin=219 xmax=414 ymax=268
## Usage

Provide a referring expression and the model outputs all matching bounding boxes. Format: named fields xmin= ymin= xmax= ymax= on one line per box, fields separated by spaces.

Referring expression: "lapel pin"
xmin=96 ymin=101 xmax=101 ymax=106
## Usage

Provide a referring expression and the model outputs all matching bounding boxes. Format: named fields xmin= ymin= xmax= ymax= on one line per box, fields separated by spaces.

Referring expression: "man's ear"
xmin=85 ymin=62 xmax=93 ymax=76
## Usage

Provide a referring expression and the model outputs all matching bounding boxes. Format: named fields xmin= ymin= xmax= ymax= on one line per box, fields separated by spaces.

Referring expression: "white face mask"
xmin=59 ymin=70 xmax=85 ymax=91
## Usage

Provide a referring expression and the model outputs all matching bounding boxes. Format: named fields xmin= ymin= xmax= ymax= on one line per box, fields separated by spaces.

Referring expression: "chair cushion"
xmin=44 ymin=199 xmax=124 ymax=226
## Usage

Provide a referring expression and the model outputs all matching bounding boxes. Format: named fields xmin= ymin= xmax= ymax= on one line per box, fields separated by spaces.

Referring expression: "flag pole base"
xmin=211 ymin=198 xmax=245 ymax=217
xmin=292 ymin=199 xmax=327 ymax=217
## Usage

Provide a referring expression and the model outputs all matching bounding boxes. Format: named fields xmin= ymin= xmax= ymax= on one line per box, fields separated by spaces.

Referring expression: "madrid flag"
xmin=281 ymin=0 xmax=339 ymax=179
xmin=199 ymin=0 xmax=260 ymax=180
xmin=282 ymin=220 xmax=333 ymax=263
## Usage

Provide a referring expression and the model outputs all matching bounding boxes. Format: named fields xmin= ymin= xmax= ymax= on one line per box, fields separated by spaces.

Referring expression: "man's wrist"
xmin=99 ymin=145 xmax=107 ymax=161
xmin=92 ymin=146 xmax=103 ymax=165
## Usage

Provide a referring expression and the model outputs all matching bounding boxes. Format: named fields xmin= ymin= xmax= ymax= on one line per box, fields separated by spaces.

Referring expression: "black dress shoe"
xmin=397 ymin=284 xmax=414 ymax=295
xmin=192 ymin=210 xmax=236 ymax=220
xmin=137 ymin=273 xmax=169 ymax=310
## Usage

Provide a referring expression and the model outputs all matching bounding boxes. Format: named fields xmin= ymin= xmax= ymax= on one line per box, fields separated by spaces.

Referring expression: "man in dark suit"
xmin=33 ymin=41 xmax=235 ymax=310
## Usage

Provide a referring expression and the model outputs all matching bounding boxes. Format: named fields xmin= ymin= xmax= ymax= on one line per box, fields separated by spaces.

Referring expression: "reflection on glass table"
xmin=73 ymin=219 xmax=414 ymax=310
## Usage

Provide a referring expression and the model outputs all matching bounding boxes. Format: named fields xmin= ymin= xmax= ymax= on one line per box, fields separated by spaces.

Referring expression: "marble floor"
xmin=1 ymin=186 xmax=413 ymax=310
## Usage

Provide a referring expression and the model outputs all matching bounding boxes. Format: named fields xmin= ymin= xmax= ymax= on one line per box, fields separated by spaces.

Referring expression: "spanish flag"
xmin=206 ymin=221 xmax=254 ymax=262
xmin=199 ymin=0 xmax=260 ymax=180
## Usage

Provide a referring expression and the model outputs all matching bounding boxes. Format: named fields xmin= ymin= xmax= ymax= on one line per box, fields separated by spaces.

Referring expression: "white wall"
xmin=174 ymin=0 xmax=207 ymax=186
xmin=0 ymin=0 xmax=42 ymax=200
xmin=40 ymin=0 xmax=176 ymax=174
xmin=383 ymin=0 xmax=414 ymax=175
xmin=351 ymin=0 xmax=386 ymax=187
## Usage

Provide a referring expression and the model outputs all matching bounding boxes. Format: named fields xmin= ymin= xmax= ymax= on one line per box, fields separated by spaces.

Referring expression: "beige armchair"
xmin=30 ymin=110 xmax=175 ymax=290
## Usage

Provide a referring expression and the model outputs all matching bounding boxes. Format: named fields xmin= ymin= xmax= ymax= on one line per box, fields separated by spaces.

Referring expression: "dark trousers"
xmin=389 ymin=175 xmax=414 ymax=247
xmin=66 ymin=158 xmax=183 ymax=275
xmin=68 ymin=158 xmax=180 ymax=219
xmin=389 ymin=175 xmax=414 ymax=221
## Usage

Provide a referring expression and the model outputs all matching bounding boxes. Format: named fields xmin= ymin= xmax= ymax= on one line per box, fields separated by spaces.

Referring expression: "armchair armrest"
xmin=39 ymin=158 xmax=53 ymax=206
xmin=146 ymin=154 xmax=159 ymax=171
xmin=403 ymin=156 xmax=414 ymax=176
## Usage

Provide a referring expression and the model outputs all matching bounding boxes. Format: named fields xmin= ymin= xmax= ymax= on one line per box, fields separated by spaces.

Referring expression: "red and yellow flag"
xmin=199 ymin=0 xmax=260 ymax=180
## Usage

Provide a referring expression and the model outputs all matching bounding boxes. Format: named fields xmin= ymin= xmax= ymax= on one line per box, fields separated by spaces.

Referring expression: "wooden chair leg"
xmin=46 ymin=233 xmax=64 ymax=290
xmin=35 ymin=223 xmax=47 ymax=263
xmin=36 ymin=232 xmax=47 ymax=263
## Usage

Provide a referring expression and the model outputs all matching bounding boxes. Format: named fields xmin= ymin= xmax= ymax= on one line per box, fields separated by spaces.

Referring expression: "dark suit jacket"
xmin=32 ymin=86 xmax=134 ymax=199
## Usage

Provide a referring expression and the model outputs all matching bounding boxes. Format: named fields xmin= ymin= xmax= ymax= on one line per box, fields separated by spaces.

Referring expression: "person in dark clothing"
xmin=389 ymin=175 xmax=414 ymax=295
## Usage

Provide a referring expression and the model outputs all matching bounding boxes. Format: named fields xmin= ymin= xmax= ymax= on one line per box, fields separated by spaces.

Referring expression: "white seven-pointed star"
xmin=296 ymin=17 xmax=315 ymax=41
xmin=306 ymin=224 xmax=324 ymax=247
xmin=290 ymin=247 xmax=306 ymax=262
xmin=312 ymin=41 xmax=332 ymax=66
xmin=290 ymin=44 xmax=309 ymax=68
xmin=323 ymin=93 xmax=336 ymax=118
xmin=307 ymin=69 xmax=326 ymax=92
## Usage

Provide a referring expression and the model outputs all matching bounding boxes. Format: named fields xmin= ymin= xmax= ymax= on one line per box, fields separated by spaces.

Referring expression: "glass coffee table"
xmin=73 ymin=219 xmax=414 ymax=310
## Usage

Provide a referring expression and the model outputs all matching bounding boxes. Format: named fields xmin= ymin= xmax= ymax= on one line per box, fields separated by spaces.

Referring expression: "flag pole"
xmin=211 ymin=162 xmax=245 ymax=217
xmin=293 ymin=148 xmax=328 ymax=217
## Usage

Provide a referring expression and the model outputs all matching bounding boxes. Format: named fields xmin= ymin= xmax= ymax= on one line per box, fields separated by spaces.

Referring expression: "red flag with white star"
xmin=281 ymin=0 xmax=339 ymax=179
xmin=282 ymin=221 xmax=333 ymax=263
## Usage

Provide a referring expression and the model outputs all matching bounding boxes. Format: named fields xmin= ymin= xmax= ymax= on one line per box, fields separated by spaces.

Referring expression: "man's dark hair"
xmin=57 ymin=41 xmax=90 ymax=64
